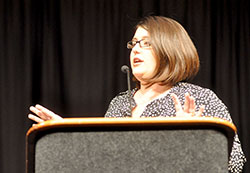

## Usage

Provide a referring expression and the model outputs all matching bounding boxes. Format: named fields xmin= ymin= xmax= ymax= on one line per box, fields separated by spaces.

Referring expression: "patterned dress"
xmin=105 ymin=82 xmax=246 ymax=172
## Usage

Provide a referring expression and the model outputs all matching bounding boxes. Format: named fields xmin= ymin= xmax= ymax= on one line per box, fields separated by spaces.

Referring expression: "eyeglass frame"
xmin=127 ymin=39 xmax=152 ymax=49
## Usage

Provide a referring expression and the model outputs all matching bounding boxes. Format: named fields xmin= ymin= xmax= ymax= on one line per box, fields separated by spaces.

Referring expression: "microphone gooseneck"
xmin=121 ymin=65 xmax=131 ymax=91
xmin=121 ymin=65 xmax=132 ymax=117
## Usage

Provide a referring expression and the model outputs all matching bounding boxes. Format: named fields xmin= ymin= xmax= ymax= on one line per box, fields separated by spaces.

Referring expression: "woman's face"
xmin=130 ymin=27 xmax=157 ymax=83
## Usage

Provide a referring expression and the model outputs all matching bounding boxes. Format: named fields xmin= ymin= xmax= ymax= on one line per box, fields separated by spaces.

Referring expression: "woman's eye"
xmin=143 ymin=41 xmax=150 ymax=46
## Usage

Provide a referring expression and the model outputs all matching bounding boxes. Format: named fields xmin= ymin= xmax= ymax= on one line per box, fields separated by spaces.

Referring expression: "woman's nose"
xmin=132 ymin=43 xmax=141 ymax=54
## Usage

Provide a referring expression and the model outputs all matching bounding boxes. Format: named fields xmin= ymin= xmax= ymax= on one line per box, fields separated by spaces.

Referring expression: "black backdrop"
xmin=0 ymin=0 xmax=249 ymax=172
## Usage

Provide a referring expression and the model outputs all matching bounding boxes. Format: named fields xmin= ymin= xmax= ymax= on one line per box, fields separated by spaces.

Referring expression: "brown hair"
xmin=134 ymin=16 xmax=200 ymax=87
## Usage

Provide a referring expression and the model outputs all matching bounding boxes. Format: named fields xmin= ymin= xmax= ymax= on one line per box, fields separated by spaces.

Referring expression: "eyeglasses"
xmin=127 ymin=39 xmax=151 ymax=49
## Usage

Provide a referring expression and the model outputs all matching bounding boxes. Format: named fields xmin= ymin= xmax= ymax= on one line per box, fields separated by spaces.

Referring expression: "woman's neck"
xmin=135 ymin=83 xmax=172 ymax=104
xmin=131 ymin=83 xmax=172 ymax=118
xmin=140 ymin=83 xmax=171 ymax=94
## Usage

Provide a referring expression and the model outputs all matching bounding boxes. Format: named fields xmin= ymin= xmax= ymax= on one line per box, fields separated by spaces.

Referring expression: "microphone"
xmin=121 ymin=65 xmax=132 ymax=117
xmin=121 ymin=65 xmax=131 ymax=91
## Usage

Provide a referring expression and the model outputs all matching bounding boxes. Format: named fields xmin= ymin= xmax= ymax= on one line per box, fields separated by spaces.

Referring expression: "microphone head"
xmin=121 ymin=65 xmax=130 ymax=73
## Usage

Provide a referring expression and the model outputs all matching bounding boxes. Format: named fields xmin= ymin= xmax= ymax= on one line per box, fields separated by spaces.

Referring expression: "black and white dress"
xmin=105 ymin=82 xmax=246 ymax=172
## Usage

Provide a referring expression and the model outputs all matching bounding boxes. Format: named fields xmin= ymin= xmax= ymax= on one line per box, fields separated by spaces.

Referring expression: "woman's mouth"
xmin=133 ymin=58 xmax=143 ymax=65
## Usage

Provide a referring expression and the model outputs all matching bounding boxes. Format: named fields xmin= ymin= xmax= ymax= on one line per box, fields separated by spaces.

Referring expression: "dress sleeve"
xmin=104 ymin=92 xmax=132 ymax=118
xmin=104 ymin=95 xmax=123 ymax=117
xmin=228 ymin=134 xmax=247 ymax=172
xmin=199 ymin=89 xmax=246 ymax=172
xmin=200 ymin=88 xmax=232 ymax=122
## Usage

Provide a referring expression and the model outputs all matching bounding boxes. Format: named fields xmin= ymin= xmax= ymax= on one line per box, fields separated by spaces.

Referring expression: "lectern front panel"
xmin=34 ymin=129 xmax=228 ymax=173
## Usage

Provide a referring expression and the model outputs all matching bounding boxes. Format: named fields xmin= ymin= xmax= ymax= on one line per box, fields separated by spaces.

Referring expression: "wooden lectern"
xmin=26 ymin=117 xmax=236 ymax=173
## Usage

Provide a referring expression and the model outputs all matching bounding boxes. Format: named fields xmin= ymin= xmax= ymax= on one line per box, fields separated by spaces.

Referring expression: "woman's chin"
xmin=133 ymin=73 xmax=151 ymax=83
xmin=132 ymin=72 xmax=143 ymax=79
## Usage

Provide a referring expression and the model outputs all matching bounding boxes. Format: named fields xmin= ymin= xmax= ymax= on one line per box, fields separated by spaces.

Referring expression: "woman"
xmin=29 ymin=16 xmax=246 ymax=172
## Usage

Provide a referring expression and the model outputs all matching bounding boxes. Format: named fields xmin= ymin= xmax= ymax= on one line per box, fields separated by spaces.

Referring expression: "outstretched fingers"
xmin=29 ymin=105 xmax=50 ymax=121
xmin=28 ymin=104 xmax=63 ymax=124
xmin=196 ymin=105 xmax=205 ymax=117
xmin=35 ymin=104 xmax=63 ymax=120
xmin=171 ymin=93 xmax=205 ymax=117
xmin=28 ymin=114 xmax=44 ymax=123
xmin=183 ymin=93 xmax=195 ymax=113
xmin=171 ymin=93 xmax=183 ymax=113
xmin=35 ymin=104 xmax=57 ymax=119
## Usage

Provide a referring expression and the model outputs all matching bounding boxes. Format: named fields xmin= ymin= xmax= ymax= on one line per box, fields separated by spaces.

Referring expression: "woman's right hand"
xmin=28 ymin=104 xmax=63 ymax=124
xmin=171 ymin=93 xmax=204 ymax=117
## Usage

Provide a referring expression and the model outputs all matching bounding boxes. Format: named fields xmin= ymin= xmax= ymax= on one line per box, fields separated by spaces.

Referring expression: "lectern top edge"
xmin=27 ymin=116 xmax=236 ymax=137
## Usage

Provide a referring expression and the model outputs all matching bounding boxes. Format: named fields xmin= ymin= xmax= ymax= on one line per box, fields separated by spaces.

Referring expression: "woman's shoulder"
xmin=105 ymin=89 xmax=137 ymax=117
xmin=113 ymin=88 xmax=137 ymax=98
xmin=172 ymin=82 xmax=214 ymax=96
xmin=108 ymin=88 xmax=137 ymax=104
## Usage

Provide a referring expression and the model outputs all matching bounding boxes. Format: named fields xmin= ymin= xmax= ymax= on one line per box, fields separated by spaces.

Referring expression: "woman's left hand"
xmin=171 ymin=93 xmax=205 ymax=117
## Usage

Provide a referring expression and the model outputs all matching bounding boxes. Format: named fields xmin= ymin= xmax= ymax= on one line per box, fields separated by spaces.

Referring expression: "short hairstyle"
xmin=135 ymin=16 xmax=200 ymax=86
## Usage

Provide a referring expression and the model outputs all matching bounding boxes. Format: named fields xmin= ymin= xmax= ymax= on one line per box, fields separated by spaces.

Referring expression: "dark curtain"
xmin=0 ymin=0 xmax=249 ymax=172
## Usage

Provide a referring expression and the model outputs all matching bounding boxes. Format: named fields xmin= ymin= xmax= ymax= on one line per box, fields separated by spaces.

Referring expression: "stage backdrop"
xmin=0 ymin=0 xmax=249 ymax=172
